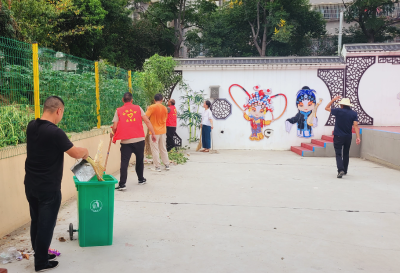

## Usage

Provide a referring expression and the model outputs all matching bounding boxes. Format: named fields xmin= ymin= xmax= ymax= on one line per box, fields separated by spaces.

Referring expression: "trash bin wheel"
xmin=68 ymin=223 xmax=74 ymax=241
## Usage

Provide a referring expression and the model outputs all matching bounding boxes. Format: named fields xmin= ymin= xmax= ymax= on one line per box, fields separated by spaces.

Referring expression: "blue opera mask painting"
xmin=285 ymin=86 xmax=322 ymax=138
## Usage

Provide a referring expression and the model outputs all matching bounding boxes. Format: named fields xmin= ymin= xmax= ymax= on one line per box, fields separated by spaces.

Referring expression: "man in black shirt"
xmin=325 ymin=96 xmax=361 ymax=178
xmin=25 ymin=96 xmax=89 ymax=272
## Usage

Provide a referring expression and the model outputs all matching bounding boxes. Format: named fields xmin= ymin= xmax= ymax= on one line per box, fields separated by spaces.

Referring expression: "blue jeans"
xmin=25 ymin=187 xmax=61 ymax=271
xmin=202 ymin=125 xmax=211 ymax=149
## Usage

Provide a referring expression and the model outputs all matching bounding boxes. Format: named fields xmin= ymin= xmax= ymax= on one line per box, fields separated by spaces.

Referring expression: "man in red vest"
xmin=112 ymin=92 xmax=156 ymax=191
xmin=166 ymin=99 xmax=177 ymax=152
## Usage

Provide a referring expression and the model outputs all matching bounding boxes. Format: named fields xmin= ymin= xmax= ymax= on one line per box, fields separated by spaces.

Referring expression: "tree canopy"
xmin=344 ymin=0 xmax=400 ymax=43
xmin=186 ymin=0 xmax=326 ymax=57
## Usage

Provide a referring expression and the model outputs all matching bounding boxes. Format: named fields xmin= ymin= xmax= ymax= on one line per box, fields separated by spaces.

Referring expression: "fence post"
xmin=95 ymin=62 xmax=101 ymax=128
xmin=128 ymin=70 xmax=132 ymax=93
xmin=32 ymin=43 xmax=40 ymax=119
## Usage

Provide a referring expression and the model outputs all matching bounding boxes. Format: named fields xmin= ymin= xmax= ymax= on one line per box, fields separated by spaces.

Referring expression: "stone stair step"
xmin=322 ymin=135 xmax=334 ymax=142
xmin=301 ymin=142 xmax=324 ymax=151
xmin=312 ymin=138 xmax=333 ymax=147
xmin=291 ymin=146 xmax=313 ymax=156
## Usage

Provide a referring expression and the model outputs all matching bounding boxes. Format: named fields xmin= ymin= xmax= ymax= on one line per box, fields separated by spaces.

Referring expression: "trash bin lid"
xmin=74 ymin=174 xmax=118 ymax=186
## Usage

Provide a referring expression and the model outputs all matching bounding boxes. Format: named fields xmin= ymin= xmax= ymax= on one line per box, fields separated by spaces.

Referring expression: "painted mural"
xmin=229 ymin=84 xmax=287 ymax=141
xmin=285 ymin=87 xmax=322 ymax=138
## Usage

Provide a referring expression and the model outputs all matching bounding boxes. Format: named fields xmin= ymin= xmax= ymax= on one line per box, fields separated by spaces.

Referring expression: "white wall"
xmin=172 ymin=58 xmax=400 ymax=150
xmin=358 ymin=61 xmax=400 ymax=126
xmin=172 ymin=68 xmax=336 ymax=150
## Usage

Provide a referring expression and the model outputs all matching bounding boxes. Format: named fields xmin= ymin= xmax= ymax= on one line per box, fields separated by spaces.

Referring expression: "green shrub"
xmin=0 ymin=104 xmax=34 ymax=148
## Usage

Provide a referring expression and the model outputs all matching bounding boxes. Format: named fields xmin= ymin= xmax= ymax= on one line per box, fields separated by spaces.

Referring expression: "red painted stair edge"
xmin=291 ymin=146 xmax=312 ymax=156
xmin=322 ymin=135 xmax=334 ymax=142
xmin=301 ymin=142 xmax=324 ymax=151
xmin=312 ymin=139 xmax=333 ymax=147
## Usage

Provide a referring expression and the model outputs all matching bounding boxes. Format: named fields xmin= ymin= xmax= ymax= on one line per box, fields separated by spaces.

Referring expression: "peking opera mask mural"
xmin=229 ymin=84 xmax=287 ymax=141
xmin=285 ymin=86 xmax=323 ymax=138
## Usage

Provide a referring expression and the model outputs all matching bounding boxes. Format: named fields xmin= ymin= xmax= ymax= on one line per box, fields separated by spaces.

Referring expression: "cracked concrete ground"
xmin=1 ymin=150 xmax=400 ymax=273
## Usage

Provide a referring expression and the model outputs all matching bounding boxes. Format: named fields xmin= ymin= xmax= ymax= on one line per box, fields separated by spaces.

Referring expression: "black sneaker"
xmin=115 ymin=185 xmax=126 ymax=191
xmin=337 ymin=171 xmax=345 ymax=178
xmin=138 ymin=178 xmax=147 ymax=184
xmin=35 ymin=261 xmax=59 ymax=272
xmin=48 ymin=254 xmax=57 ymax=261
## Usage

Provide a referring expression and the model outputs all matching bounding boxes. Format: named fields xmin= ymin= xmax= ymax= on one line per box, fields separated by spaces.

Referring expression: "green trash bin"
xmin=69 ymin=174 xmax=118 ymax=247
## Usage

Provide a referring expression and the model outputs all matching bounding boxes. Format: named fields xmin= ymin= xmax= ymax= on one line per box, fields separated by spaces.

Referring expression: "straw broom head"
xmin=86 ymin=157 xmax=105 ymax=181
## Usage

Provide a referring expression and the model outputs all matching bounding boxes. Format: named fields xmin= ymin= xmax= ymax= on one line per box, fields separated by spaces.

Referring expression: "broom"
xmin=104 ymin=136 xmax=112 ymax=172
xmin=196 ymin=127 xmax=202 ymax=152
xmin=86 ymin=157 xmax=105 ymax=181
xmin=86 ymin=140 xmax=106 ymax=181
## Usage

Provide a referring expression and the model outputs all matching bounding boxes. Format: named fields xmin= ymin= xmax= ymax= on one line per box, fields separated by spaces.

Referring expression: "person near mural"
xmin=285 ymin=86 xmax=322 ymax=138
xmin=325 ymin=96 xmax=361 ymax=178
xmin=166 ymin=99 xmax=177 ymax=152
xmin=200 ymin=100 xmax=213 ymax=152
xmin=112 ymin=92 xmax=156 ymax=190
xmin=243 ymin=89 xmax=273 ymax=141
xmin=24 ymin=96 xmax=89 ymax=272
xmin=146 ymin=93 xmax=170 ymax=171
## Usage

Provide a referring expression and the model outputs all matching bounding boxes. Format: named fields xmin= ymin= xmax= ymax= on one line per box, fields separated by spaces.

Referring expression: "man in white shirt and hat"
xmin=325 ymin=96 xmax=361 ymax=178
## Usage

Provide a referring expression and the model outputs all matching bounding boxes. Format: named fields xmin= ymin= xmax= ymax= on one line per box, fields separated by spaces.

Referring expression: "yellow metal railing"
xmin=128 ymin=70 xmax=132 ymax=93
xmin=95 ymin=62 xmax=101 ymax=129
xmin=32 ymin=43 xmax=40 ymax=119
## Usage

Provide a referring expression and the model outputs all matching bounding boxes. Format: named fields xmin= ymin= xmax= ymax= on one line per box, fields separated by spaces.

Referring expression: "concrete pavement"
xmin=1 ymin=150 xmax=400 ymax=272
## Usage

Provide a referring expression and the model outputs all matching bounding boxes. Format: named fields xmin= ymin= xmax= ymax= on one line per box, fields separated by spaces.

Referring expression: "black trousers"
xmin=120 ymin=140 xmax=145 ymax=186
xmin=333 ymin=135 xmax=352 ymax=173
xmin=25 ymin=187 xmax=61 ymax=271
xmin=166 ymin=127 xmax=176 ymax=152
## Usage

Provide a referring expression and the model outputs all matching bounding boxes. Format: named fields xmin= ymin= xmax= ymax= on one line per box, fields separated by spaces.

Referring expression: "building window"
xmin=313 ymin=4 xmax=345 ymax=21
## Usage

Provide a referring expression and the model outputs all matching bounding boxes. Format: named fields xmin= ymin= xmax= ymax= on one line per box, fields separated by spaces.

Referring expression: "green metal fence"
xmin=0 ymin=36 xmax=137 ymax=159
xmin=0 ymin=37 xmax=34 ymax=152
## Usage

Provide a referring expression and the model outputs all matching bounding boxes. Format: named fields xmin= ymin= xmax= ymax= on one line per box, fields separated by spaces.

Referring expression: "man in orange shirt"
xmin=146 ymin=93 xmax=170 ymax=171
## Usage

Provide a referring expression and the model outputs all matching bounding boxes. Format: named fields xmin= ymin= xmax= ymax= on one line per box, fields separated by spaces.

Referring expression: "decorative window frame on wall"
xmin=210 ymin=85 xmax=220 ymax=101
xmin=211 ymin=98 xmax=232 ymax=120
xmin=318 ymin=56 xmax=375 ymax=125
xmin=378 ymin=56 xmax=400 ymax=65
xmin=173 ymin=132 xmax=182 ymax=147
xmin=164 ymin=70 xmax=182 ymax=103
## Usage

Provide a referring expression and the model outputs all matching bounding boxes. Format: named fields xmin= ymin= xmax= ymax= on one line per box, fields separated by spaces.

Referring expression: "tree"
xmin=11 ymin=0 xmax=68 ymax=45
xmin=185 ymin=2 xmax=256 ymax=57
xmin=186 ymin=0 xmax=326 ymax=57
xmin=344 ymin=0 xmax=400 ymax=43
xmin=94 ymin=0 xmax=173 ymax=69
xmin=10 ymin=0 xmax=106 ymax=57
xmin=0 ymin=0 xmax=19 ymax=39
xmin=52 ymin=0 xmax=107 ymax=56
xmin=145 ymin=0 xmax=217 ymax=57
xmin=142 ymin=54 xmax=182 ymax=101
